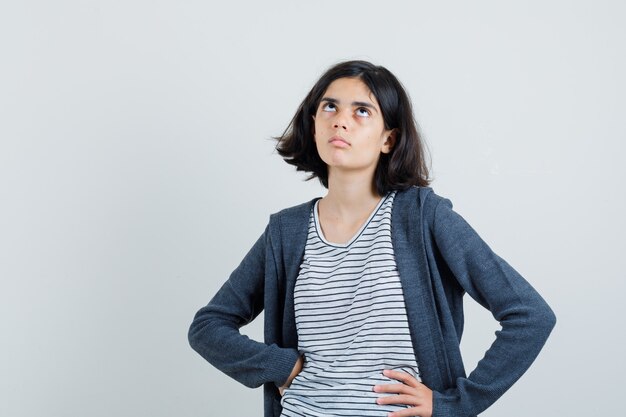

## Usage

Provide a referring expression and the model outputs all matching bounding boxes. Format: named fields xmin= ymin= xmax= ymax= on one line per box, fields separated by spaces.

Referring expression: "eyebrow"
xmin=320 ymin=97 xmax=378 ymax=112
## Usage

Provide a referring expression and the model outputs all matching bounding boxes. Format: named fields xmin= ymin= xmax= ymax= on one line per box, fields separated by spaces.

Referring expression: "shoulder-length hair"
xmin=275 ymin=60 xmax=430 ymax=194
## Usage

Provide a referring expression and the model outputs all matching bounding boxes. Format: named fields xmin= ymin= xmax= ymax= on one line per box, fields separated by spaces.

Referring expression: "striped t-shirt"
xmin=280 ymin=191 xmax=421 ymax=417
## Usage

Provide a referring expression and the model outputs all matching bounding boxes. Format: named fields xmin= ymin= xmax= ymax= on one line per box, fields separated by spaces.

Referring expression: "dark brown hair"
xmin=275 ymin=60 xmax=430 ymax=194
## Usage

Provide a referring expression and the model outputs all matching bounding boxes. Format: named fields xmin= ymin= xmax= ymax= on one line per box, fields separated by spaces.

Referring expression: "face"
xmin=313 ymin=77 xmax=395 ymax=180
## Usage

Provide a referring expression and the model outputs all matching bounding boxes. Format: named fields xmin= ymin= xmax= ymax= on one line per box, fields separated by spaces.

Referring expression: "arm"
xmin=188 ymin=225 xmax=301 ymax=389
xmin=431 ymin=197 xmax=556 ymax=416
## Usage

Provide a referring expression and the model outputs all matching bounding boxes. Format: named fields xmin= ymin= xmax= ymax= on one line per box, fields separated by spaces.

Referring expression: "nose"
xmin=332 ymin=111 xmax=349 ymax=130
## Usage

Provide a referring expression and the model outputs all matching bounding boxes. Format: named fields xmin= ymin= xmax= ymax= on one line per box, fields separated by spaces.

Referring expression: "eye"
xmin=356 ymin=107 xmax=371 ymax=117
xmin=322 ymin=102 xmax=336 ymax=112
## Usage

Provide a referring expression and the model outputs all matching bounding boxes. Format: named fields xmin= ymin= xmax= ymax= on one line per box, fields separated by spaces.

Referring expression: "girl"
xmin=188 ymin=60 xmax=556 ymax=417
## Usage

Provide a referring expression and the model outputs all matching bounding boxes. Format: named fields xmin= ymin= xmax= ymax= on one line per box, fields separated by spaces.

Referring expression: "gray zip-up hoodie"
xmin=189 ymin=186 xmax=556 ymax=417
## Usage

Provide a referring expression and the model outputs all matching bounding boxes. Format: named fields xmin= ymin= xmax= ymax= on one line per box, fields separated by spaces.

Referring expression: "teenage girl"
xmin=189 ymin=60 xmax=556 ymax=417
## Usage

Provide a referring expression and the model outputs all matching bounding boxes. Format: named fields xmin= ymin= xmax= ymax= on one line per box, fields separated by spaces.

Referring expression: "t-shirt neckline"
xmin=313 ymin=193 xmax=391 ymax=248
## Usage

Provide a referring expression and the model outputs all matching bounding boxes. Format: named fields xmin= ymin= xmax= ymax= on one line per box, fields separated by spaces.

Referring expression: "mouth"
xmin=328 ymin=135 xmax=350 ymax=147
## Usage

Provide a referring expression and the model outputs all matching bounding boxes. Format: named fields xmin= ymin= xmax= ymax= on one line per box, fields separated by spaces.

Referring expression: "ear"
xmin=311 ymin=114 xmax=316 ymax=136
xmin=381 ymin=128 xmax=397 ymax=154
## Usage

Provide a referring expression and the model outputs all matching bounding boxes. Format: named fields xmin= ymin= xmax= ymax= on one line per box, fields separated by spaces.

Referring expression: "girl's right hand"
xmin=279 ymin=355 xmax=304 ymax=396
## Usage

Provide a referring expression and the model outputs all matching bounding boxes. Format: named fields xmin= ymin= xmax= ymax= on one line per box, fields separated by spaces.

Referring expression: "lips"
xmin=329 ymin=135 xmax=350 ymax=147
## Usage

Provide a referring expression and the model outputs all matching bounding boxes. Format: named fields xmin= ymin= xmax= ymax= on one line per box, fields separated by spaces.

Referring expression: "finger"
xmin=373 ymin=383 xmax=415 ymax=395
xmin=388 ymin=406 xmax=428 ymax=417
xmin=376 ymin=394 xmax=420 ymax=407
xmin=382 ymin=369 xmax=421 ymax=388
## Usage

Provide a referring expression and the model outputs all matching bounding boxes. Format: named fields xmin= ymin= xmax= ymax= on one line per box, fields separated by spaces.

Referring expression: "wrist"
xmin=280 ymin=355 xmax=304 ymax=391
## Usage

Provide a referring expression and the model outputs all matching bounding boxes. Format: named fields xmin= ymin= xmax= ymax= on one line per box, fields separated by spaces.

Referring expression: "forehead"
xmin=322 ymin=77 xmax=379 ymax=107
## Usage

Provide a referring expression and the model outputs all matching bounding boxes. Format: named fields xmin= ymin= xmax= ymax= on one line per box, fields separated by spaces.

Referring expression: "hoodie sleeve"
xmin=430 ymin=196 xmax=556 ymax=417
xmin=187 ymin=224 xmax=300 ymax=389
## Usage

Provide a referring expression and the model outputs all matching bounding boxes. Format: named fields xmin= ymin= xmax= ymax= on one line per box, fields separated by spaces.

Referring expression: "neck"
xmin=322 ymin=169 xmax=382 ymax=218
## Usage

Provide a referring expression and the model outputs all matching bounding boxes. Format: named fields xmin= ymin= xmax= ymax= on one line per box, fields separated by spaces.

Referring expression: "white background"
xmin=1 ymin=1 xmax=624 ymax=416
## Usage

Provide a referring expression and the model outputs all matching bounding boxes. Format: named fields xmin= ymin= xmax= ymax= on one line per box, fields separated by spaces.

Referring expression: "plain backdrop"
xmin=1 ymin=1 xmax=624 ymax=416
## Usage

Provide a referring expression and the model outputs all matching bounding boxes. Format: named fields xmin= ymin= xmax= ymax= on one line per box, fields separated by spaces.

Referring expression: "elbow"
xmin=529 ymin=298 xmax=557 ymax=343
xmin=187 ymin=310 xmax=216 ymax=356
xmin=187 ymin=307 xmax=236 ymax=359
xmin=542 ymin=302 xmax=557 ymax=334
xmin=188 ymin=320 xmax=204 ymax=354
xmin=187 ymin=320 xmax=202 ymax=353
xmin=505 ymin=297 xmax=557 ymax=346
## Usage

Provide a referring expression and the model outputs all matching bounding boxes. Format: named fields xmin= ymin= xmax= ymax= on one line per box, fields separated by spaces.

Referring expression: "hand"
xmin=279 ymin=355 xmax=304 ymax=396
xmin=373 ymin=369 xmax=433 ymax=417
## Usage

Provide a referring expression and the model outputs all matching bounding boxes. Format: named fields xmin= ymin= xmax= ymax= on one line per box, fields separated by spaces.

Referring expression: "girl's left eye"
xmin=356 ymin=107 xmax=370 ymax=117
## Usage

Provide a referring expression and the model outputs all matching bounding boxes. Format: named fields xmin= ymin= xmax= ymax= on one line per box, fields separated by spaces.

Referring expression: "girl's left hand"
xmin=373 ymin=369 xmax=433 ymax=417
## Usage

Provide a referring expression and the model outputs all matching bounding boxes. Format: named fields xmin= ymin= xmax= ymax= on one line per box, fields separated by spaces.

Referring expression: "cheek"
xmin=313 ymin=114 xmax=329 ymax=137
